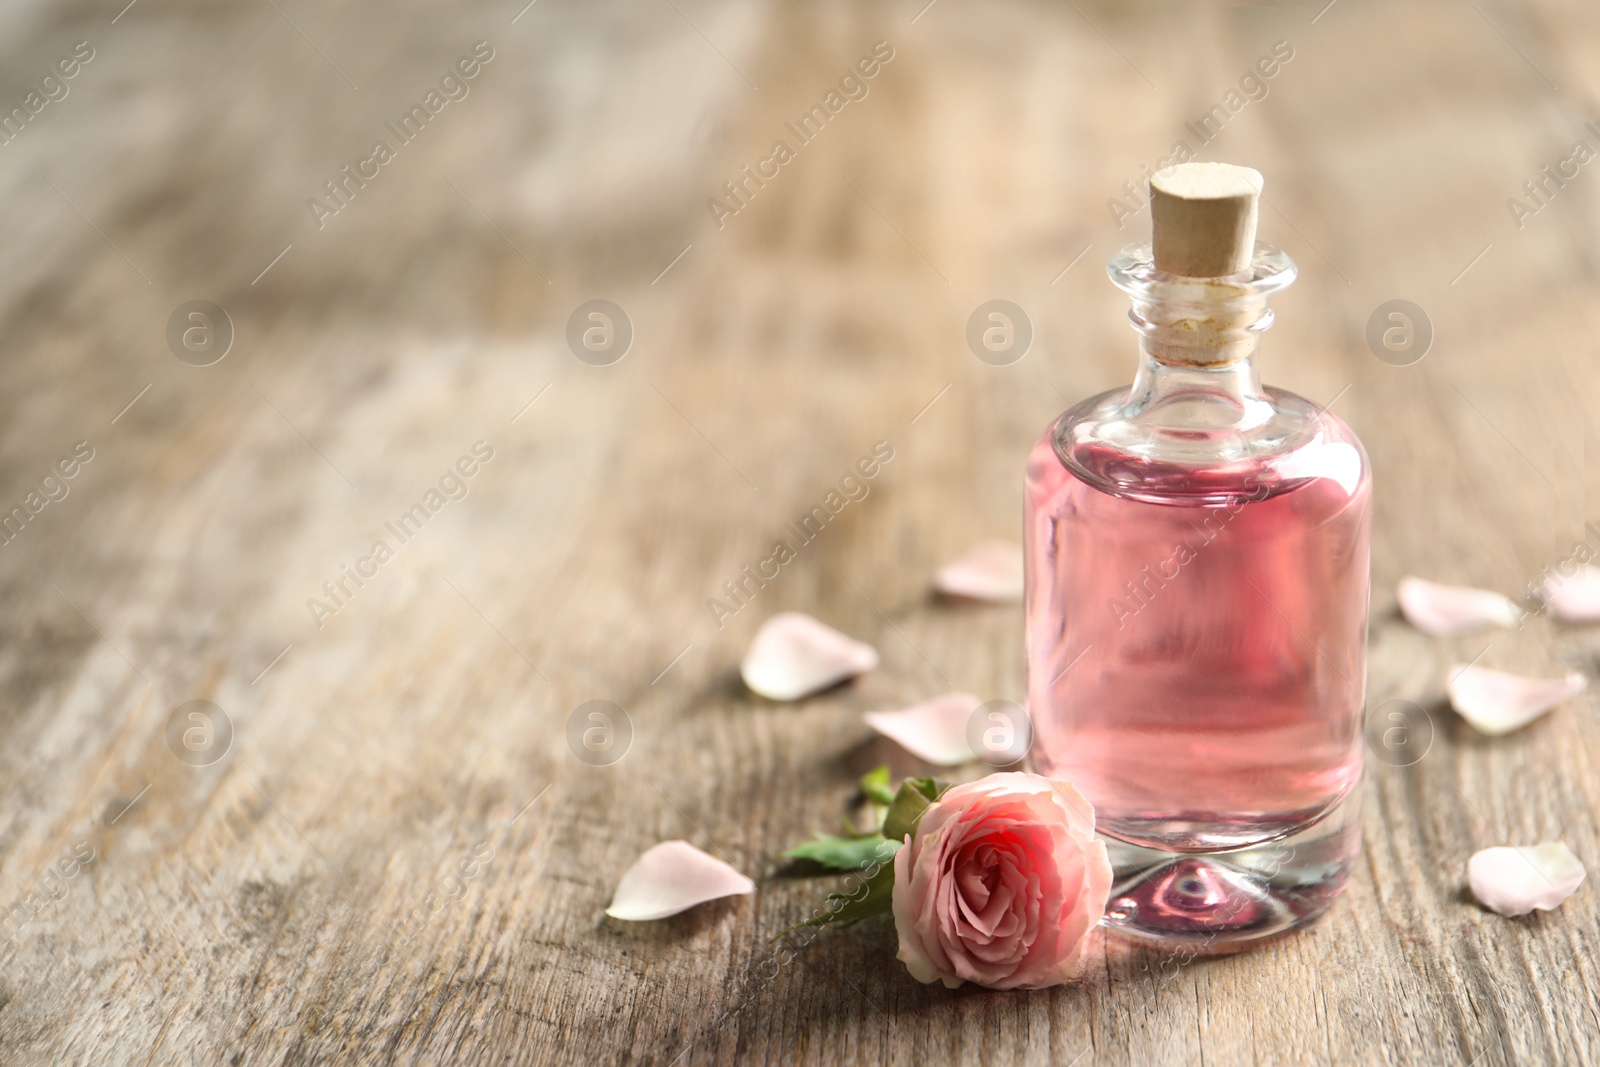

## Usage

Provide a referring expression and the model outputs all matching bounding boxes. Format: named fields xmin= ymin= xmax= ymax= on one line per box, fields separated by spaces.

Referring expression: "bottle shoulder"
xmin=1035 ymin=384 xmax=1369 ymax=507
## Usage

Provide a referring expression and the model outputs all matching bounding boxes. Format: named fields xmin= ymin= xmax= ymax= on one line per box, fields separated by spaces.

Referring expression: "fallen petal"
xmin=1542 ymin=565 xmax=1600 ymax=623
xmin=1468 ymin=842 xmax=1587 ymax=917
xmin=1446 ymin=664 xmax=1587 ymax=735
xmin=1398 ymin=576 xmax=1522 ymax=636
xmin=741 ymin=612 xmax=879 ymax=701
xmin=935 ymin=542 xmax=1024 ymax=603
xmin=605 ymin=841 xmax=754 ymax=921
xmin=863 ymin=692 xmax=984 ymax=766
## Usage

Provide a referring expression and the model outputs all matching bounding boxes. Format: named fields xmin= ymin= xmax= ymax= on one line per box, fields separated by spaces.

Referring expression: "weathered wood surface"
xmin=1 ymin=0 xmax=1598 ymax=1063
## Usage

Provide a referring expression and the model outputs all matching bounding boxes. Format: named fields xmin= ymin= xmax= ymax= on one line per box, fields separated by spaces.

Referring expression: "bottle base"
xmin=1098 ymin=787 xmax=1361 ymax=950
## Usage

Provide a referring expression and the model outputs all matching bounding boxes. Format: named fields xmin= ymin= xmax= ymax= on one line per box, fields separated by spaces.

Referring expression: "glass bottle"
xmin=1024 ymin=183 xmax=1371 ymax=948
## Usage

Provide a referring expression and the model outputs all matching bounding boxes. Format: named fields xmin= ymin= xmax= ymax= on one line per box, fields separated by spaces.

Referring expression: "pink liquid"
xmin=1025 ymin=401 xmax=1371 ymax=852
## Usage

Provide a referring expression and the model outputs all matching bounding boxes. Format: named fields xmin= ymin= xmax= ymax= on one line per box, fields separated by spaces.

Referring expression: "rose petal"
xmin=1398 ymin=576 xmax=1522 ymax=636
xmin=863 ymin=692 xmax=983 ymax=766
xmin=935 ymin=542 xmax=1024 ymax=602
xmin=1542 ymin=565 xmax=1600 ymax=623
xmin=1446 ymin=664 xmax=1587 ymax=735
xmin=1468 ymin=841 xmax=1586 ymax=916
xmin=605 ymin=841 xmax=754 ymax=921
xmin=740 ymin=612 xmax=879 ymax=701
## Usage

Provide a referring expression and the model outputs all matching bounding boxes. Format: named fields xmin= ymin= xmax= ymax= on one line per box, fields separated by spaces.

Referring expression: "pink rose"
xmin=891 ymin=773 xmax=1111 ymax=990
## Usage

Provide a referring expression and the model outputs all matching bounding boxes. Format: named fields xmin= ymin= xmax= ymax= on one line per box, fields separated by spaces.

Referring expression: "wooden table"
xmin=2 ymin=0 xmax=1597 ymax=1062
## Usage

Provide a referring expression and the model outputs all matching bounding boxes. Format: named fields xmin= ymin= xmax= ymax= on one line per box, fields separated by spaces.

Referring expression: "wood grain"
xmin=0 ymin=0 xmax=1598 ymax=1063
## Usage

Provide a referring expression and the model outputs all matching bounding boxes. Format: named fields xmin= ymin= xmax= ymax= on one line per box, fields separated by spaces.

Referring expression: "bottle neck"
xmin=1127 ymin=282 xmax=1272 ymax=368
xmin=1129 ymin=346 xmax=1265 ymax=406
xmin=1107 ymin=242 xmax=1293 ymax=430
xmin=1051 ymin=242 xmax=1330 ymax=499
xmin=1124 ymin=348 xmax=1272 ymax=432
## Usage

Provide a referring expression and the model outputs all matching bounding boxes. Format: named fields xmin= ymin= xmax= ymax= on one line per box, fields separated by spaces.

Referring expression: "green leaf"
xmin=776 ymin=862 xmax=896 ymax=936
xmin=782 ymin=833 xmax=899 ymax=871
xmin=858 ymin=765 xmax=895 ymax=807
xmin=881 ymin=777 xmax=950 ymax=843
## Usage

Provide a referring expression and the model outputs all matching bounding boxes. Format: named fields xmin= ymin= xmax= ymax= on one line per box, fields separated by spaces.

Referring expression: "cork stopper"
xmin=1150 ymin=162 xmax=1263 ymax=277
